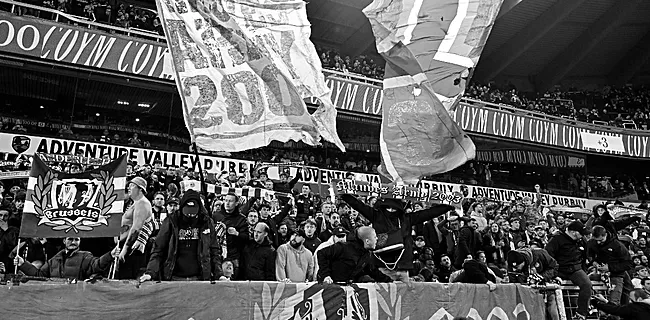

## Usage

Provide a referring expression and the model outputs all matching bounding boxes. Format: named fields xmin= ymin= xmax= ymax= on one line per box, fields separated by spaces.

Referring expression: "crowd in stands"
xmin=465 ymin=83 xmax=650 ymax=131
xmin=10 ymin=0 xmax=163 ymax=35
xmin=1 ymin=159 xmax=650 ymax=317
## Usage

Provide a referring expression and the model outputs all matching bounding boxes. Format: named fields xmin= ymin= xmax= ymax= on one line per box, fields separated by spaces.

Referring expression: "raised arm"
xmin=408 ymin=204 xmax=455 ymax=226
xmin=340 ymin=194 xmax=375 ymax=222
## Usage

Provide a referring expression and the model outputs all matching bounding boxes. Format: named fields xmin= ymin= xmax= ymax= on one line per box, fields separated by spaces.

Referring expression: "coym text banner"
xmin=0 ymin=11 xmax=173 ymax=79
xmin=454 ymin=101 xmax=650 ymax=158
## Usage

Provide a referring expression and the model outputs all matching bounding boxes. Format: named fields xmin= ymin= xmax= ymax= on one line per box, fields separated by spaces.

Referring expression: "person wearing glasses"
xmin=14 ymin=237 xmax=119 ymax=279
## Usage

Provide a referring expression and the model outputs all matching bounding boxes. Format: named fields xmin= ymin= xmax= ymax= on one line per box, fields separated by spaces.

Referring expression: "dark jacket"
xmin=259 ymin=204 xmax=291 ymax=248
xmin=593 ymin=300 xmax=650 ymax=320
xmin=341 ymin=194 xmax=453 ymax=270
xmin=146 ymin=191 xmax=223 ymax=281
xmin=273 ymin=171 xmax=301 ymax=194
xmin=241 ymin=238 xmax=276 ymax=281
xmin=20 ymin=249 xmax=113 ymax=279
xmin=454 ymin=226 xmax=480 ymax=269
xmin=545 ymin=232 xmax=586 ymax=275
xmin=587 ymin=232 xmax=633 ymax=277
xmin=303 ymin=235 xmax=321 ymax=254
xmin=461 ymin=259 xmax=496 ymax=284
xmin=508 ymin=248 xmax=558 ymax=283
xmin=316 ymin=239 xmax=392 ymax=283
xmin=221 ymin=204 xmax=250 ymax=261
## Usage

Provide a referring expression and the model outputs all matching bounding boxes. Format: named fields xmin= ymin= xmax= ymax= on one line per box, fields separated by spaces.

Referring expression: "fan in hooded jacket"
xmin=340 ymin=195 xmax=455 ymax=282
xmin=507 ymin=247 xmax=558 ymax=284
xmin=140 ymin=190 xmax=226 ymax=281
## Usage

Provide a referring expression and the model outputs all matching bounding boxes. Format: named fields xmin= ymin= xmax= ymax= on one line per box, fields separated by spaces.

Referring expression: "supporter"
xmin=241 ymin=222 xmax=275 ymax=281
xmin=220 ymin=193 xmax=251 ymax=279
xmin=278 ymin=223 xmax=291 ymax=246
xmin=317 ymin=226 xmax=391 ymax=284
xmin=275 ymin=229 xmax=314 ymax=283
xmin=301 ymin=219 xmax=321 ymax=253
xmin=340 ymin=195 xmax=454 ymax=282
xmin=117 ymin=177 xmax=153 ymax=279
xmin=295 ymin=184 xmax=317 ymax=225
xmin=545 ymin=221 xmax=591 ymax=320
xmin=589 ymin=225 xmax=634 ymax=305
xmin=258 ymin=201 xmax=291 ymax=248
xmin=313 ymin=226 xmax=347 ymax=276
xmin=0 ymin=208 xmax=19 ymax=273
xmin=591 ymin=289 xmax=650 ymax=320
xmin=140 ymin=190 xmax=225 ymax=282
xmin=435 ymin=254 xmax=457 ymax=283
xmin=15 ymin=237 xmax=119 ymax=279
xmin=246 ymin=210 xmax=259 ymax=241
xmin=318 ymin=212 xmax=342 ymax=242
xmin=455 ymin=218 xmax=481 ymax=269
xmin=459 ymin=255 xmax=497 ymax=290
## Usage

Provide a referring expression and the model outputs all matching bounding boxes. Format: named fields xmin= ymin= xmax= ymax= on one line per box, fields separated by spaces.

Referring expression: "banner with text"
xmin=0 ymin=132 xmax=640 ymax=209
xmin=454 ymin=102 xmax=650 ymax=158
xmin=0 ymin=282 xmax=545 ymax=320
xmin=476 ymin=149 xmax=585 ymax=168
xmin=0 ymin=12 xmax=174 ymax=79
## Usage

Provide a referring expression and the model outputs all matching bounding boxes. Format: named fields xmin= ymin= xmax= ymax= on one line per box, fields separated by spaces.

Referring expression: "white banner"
xmin=0 ymin=132 xmax=640 ymax=209
xmin=157 ymin=0 xmax=343 ymax=152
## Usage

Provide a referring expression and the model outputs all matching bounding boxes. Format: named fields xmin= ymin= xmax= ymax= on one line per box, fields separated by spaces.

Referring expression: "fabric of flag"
xmin=363 ymin=0 xmax=504 ymax=184
xmin=21 ymin=154 xmax=127 ymax=238
xmin=156 ymin=0 xmax=344 ymax=153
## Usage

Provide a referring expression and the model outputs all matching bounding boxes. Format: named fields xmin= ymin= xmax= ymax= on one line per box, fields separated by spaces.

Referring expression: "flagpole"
xmin=14 ymin=239 xmax=20 ymax=275
xmin=192 ymin=143 xmax=207 ymax=200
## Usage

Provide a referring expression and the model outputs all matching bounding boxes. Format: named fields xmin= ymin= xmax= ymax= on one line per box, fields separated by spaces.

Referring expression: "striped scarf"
xmin=132 ymin=218 xmax=160 ymax=253
xmin=206 ymin=185 xmax=291 ymax=199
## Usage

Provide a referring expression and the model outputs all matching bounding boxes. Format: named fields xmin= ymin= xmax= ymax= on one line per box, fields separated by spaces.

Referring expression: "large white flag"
xmin=156 ymin=0 xmax=344 ymax=152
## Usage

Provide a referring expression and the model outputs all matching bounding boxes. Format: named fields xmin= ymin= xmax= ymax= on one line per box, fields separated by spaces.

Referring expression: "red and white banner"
xmin=156 ymin=0 xmax=343 ymax=153
xmin=365 ymin=0 xmax=503 ymax=183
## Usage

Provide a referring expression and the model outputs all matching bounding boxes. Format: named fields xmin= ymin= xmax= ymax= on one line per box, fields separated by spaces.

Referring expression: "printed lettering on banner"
xmin=0 ymin=12 xmax=173 ymax=79
xmin=0 ymin=132 xmax=255 ymax=175
xmin=453 ymin=102 xmax=650 ymax=158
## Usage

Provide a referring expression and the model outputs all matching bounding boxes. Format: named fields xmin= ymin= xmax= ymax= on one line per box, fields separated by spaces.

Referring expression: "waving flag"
xmin=364 ymin=0 xmax=504 ymax=184
xmin=156 ymin=0 xmax=344 ymax=152
xmin=21 ymin=154 xmax=127 ymax=238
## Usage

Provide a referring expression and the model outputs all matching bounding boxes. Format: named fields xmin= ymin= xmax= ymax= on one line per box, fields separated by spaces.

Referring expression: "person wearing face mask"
xmin=140 ymin=190 xmax=226 ymax=282
xmin=545 ymin=221 xmax=591 ymax=320
xmin=15 ymin=237 xmax=119 ymax=279
xmin=276 ymin=229 xmax=314 ymax=282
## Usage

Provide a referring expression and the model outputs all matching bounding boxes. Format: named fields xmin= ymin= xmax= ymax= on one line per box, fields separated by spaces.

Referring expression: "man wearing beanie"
xmin=140 ymin=190 xmax=226 ymax=281
xmin=545 ymin=220 xmax=591 ymax=320
xmin=340 ymin=194 xmax=455 ymax=282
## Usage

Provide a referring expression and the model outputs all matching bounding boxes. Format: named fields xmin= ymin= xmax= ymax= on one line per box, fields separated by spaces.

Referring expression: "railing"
xmin=0 ymin=0 xmax=165 ymax=42
xmin=462 ymin=97 xmax=650 ymax=134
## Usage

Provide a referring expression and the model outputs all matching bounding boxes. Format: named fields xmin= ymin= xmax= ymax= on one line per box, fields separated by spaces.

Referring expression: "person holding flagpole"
xmin=117 ymin=176 xmax=154 ymax=279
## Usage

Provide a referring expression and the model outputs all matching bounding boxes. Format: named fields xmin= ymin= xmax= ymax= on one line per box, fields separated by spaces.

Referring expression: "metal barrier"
xmin=559 ymin=280 xmax=609 ymax=320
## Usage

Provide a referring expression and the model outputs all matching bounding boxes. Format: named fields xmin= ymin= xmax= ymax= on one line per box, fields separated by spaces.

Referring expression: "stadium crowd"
xmin=1 ymin=161 xmax=650 ymax=318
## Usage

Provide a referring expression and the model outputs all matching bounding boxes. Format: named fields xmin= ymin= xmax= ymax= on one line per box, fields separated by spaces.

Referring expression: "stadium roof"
xmin=307 ymin=0 xmax=650 ymax=91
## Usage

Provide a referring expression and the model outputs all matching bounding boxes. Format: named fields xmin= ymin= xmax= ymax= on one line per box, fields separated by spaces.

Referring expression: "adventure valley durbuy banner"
xmin=364 ymin=0 xmax=504 ymax=184
xmin=156 ymin=0 xmax=344 ymax=153
xmin=20 ymin=154 xmax=127 ymax=238
xmin=0 ymin=281 xmax=545 ymax=319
